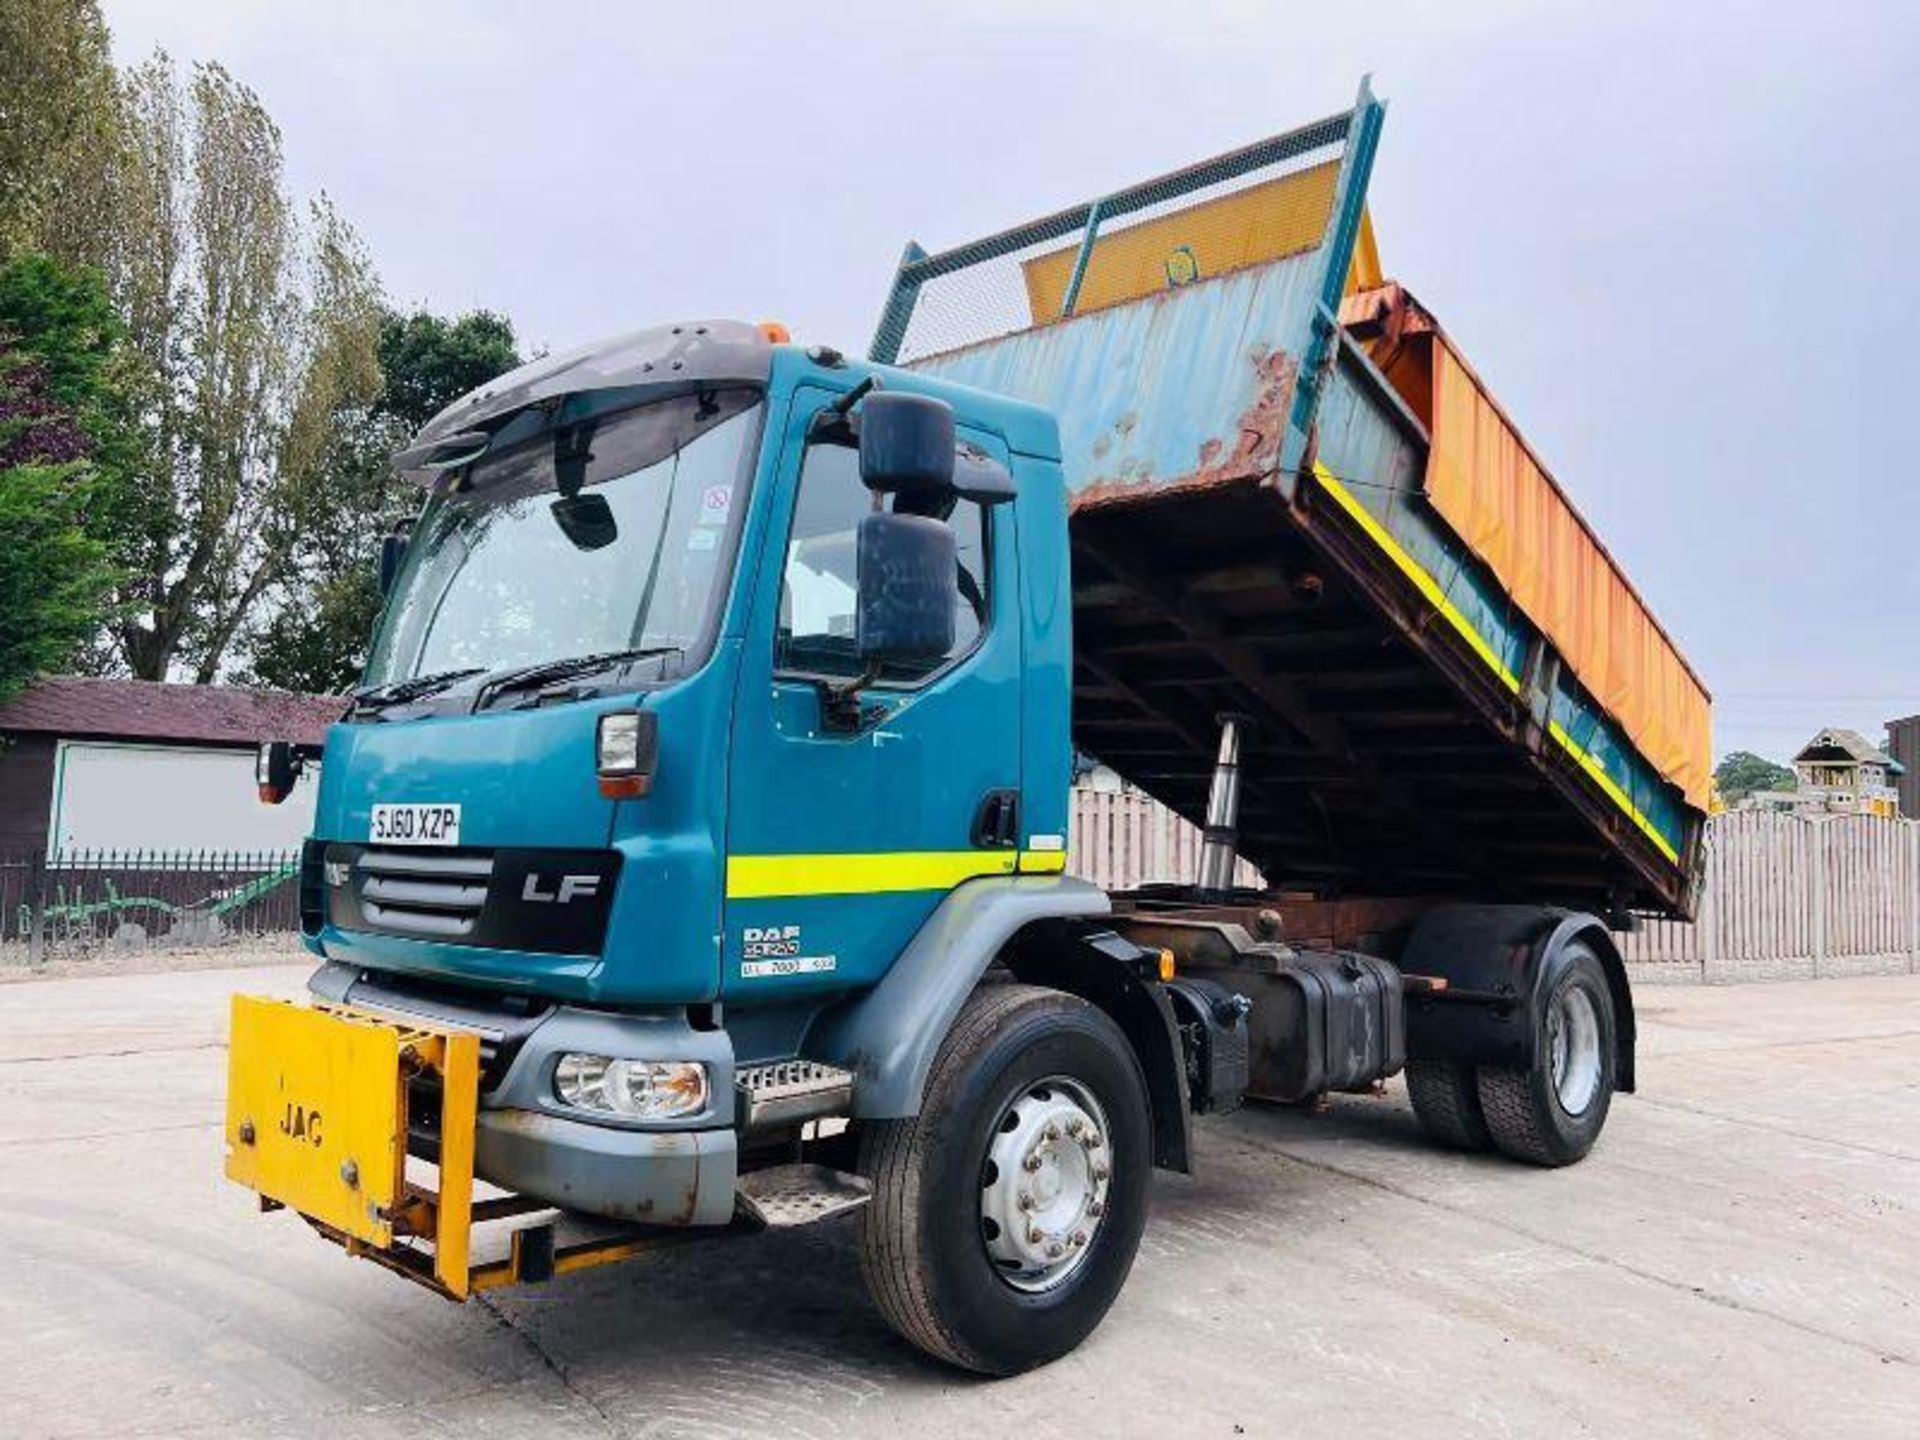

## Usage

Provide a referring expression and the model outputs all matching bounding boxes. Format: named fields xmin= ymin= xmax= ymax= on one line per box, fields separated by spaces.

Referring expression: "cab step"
xmin=736 ymin=1059 xmax=855 ymax=1130
xmin=736 ymin=1163 xmax=872 ymax=1229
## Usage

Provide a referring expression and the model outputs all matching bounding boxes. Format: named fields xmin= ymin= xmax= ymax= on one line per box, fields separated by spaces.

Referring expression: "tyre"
xmin=1405 ymin=1060 xmax=1492 ymax=1151
xmin=1476 ymin=940 xmax=1616 ymax=1166
xmin=855 ymin=983 xmax=1153 ymax=1375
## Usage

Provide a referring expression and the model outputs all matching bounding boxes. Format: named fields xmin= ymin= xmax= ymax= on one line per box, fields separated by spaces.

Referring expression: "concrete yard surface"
xmin=1 ymin=965 xmax=1915 ymax=1439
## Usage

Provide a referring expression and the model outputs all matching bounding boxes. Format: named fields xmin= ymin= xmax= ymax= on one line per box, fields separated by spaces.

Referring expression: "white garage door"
xmin=50 ymin=742 xmax=317 ymax=854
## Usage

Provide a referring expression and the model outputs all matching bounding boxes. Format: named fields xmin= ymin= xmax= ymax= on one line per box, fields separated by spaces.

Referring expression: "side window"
xmin=775 ymin=441 xmax=989 ymax=684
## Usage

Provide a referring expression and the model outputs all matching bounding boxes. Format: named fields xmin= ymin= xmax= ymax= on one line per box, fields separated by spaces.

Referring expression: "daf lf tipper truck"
xmin=227 ymin=82 xmax=1712 ymax=1374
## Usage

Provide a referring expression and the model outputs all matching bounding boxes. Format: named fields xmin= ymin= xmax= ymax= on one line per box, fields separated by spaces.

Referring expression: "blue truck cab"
xmin=300 ymin=324 xmax=1100 ymax=1232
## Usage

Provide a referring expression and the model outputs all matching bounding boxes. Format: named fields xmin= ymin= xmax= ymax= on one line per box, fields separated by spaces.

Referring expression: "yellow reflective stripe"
xmin=726 ymin=850 xmax=1032 ymax=899
xmin=1548 ymin=721 xmax=1681 ymax=864
xmin=1018 ymin=850 xmax=1067 ymax=874
xmin=1311 ymin=460 xmax=1679 ymax=866
xmin=1311 ymin=461 xmax=1522 ymax=693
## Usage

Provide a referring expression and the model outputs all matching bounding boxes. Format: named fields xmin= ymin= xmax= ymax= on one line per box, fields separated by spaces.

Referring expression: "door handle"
xmin=972 ymin=789 xmax=1020 ymax=849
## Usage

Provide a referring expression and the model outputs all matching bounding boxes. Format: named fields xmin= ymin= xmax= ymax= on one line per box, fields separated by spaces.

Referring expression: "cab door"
xmin=722 ymin=384 xmax=1023 ymax=1001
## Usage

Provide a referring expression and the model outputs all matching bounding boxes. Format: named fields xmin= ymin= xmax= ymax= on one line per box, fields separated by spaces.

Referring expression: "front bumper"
xmin=309 ymin=960 xmax=739 ymax=1227
xmin=476 ymin=1108 xmax=737 ymax=1226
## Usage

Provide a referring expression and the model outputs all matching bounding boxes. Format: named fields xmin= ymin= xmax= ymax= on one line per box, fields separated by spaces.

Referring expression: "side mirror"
xmin=856 ymin=511 xmax=956 ymax=664
xmin=377 ymin=529 xmax=409 ymax=596
xmin=859 ymin=392 xmax=954 ymax=501
xmin=550 ymin=493 xmax=619 ymax=551
xmin=256 ymin=740 xmax=303 ymax=805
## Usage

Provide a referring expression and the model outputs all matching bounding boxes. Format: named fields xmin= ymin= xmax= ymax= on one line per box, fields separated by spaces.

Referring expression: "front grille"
xmin=320 ymin=841 xmax=619 ymax=956
xmin=354 ymin=847 xmax=494 ymax=940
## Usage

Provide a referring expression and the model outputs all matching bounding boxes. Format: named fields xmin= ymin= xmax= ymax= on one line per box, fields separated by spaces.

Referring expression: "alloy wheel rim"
xmin=979 ymin=1076 xmax=1112 ymax=1293
xmin=1547 ymin=984 xmax=1603 ymax=1116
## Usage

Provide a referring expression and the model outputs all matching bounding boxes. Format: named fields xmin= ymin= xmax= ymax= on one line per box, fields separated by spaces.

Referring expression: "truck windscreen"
xmin=363 ymin=389 xmax=762 ymax=692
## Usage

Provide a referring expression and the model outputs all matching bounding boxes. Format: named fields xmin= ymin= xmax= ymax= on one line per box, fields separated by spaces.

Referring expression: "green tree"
xmin=0 ymin=464 xmax=115 ymax=701
xmin=0 ymin=251 xmax=142 ymax=495
xmin=0 ymin=327 xmax=118 ymax=700
xmin=242 ymin=308 xmax=520 ymax=693
xmin=7 ymin=18 xmax=503 ymax=691
xmin=10 ymin=47 xmax=387 ymax=680
xmin=377 ymin=309 xmax=519 ymax=433
xmin=0 ymin=0 xmax=120 ymax=264
xmin=1715 ymin=750 xmax=1795 ymax=805
xmin=71 ymin=54 xmax=388 ymax=682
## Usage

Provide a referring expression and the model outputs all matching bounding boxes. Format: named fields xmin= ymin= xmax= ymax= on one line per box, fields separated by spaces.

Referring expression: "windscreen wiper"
xmin=473 ymin=647 xmax=680 ymax=710
xmin=352 ymin=667 xmax=487 ymax=712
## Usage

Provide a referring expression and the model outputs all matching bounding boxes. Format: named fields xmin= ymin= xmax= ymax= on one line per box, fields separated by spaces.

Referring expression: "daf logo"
xmin=522 ymin=873 xmax=601 ymax=905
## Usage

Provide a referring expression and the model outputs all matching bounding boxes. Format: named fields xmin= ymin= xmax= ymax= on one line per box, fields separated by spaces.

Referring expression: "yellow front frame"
xmin=225 ymin=995 xmax=703 ymax=1301
xmin=225 ymin=996 xmax=480 ymax=1296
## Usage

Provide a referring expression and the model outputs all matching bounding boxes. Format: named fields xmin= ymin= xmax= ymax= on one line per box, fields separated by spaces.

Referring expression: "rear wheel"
xmin=855 ymin=984 xmax=1152 ymax=1374
xmin=1476 ymin=941 xmax=1617 ymax=1166
xmin=1405 ymin=1060 xmax=1492 ymax=1150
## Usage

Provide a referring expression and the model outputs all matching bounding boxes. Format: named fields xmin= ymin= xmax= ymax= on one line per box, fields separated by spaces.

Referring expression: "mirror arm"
xmin=817 ymin=662 xmax=883 ymax=734
xmin=806 ymin=376 xmax=880 ymax=446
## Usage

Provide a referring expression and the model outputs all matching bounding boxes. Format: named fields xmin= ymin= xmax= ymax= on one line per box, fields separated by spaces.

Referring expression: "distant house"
xmin=1740 ymin=727 xmax=1903 ymax=818
xmin=0 ymin=677 xmax=341 ymax=854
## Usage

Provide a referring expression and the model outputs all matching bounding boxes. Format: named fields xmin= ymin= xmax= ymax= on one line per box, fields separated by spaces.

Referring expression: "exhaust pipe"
xmin=1197 ymin=714 xmax=1247 ymax=897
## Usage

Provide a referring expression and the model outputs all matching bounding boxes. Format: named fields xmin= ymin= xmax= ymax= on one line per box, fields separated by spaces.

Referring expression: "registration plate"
xmin=370 ymin=802 xmax=461 ymax=846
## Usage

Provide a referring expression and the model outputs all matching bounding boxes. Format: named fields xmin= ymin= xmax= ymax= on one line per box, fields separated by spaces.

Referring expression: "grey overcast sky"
xmin=104 ymin=0 xmax=1920 ymax=764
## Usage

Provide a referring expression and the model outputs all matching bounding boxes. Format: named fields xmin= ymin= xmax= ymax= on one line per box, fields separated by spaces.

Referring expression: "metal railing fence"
xmin=0 ymin=848 xmax=301 ymax=962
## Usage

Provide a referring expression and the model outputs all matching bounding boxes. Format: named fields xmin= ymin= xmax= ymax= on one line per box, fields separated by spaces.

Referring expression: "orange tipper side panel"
xmin=1345 ymin=285 xmax=1712 ymax=812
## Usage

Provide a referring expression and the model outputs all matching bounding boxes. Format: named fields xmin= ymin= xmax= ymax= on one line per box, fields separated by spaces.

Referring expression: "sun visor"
xmin=395 ymin=319 xmax=775 ymax=484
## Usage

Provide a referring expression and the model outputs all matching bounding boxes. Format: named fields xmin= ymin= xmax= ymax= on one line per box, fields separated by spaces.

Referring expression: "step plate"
xmin=736 ymin=1164 xmax=872 ymax=1229
xmin=736 ymin=1059 xmax=855 ymax=1130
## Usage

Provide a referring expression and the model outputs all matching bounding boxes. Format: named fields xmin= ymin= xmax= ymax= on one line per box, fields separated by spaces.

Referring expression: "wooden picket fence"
xmin=1616 ymin=811 xmax=1920 ymax=979
xmin=1068 ymin=791 xmax=1920 ymax=981
xmin=1067 ymin=786 xmax=1261 ymax=891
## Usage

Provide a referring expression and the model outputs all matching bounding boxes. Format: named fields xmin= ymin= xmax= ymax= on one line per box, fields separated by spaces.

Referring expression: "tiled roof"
xmin=1795 ymin=727 xmax=1895 ymax=767
xmin=0 ymin=677 xmax=343 ymax=747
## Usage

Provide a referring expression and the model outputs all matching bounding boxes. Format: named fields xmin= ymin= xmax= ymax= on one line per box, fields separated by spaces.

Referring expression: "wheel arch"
xmin=806 ymin=875 xmax=1114 ymax=1119
xmin=1541 ymin=912 xmax=1635 ymax=1093
xmin=1400 ymin=903 xmax=1636 ymax=1094
xmin=999 ymin=919 xmax=1193 ymax=1174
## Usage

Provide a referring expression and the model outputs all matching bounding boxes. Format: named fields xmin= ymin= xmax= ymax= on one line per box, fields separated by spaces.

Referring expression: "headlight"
xmin=597 ymin=712 xmax=642 ymax=771
xmin=595 ymin=710 xmax=658 ymax=799
xmin=553 ymin=1053 xmax=709 ymax=1121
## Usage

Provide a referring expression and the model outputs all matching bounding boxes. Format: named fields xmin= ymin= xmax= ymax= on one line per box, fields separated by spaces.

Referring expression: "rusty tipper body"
xmin=228 ymin=79 xmax=1709 ymax=1374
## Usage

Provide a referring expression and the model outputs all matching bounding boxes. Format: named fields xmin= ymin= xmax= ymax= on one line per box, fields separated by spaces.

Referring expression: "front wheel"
xmin=855 ymin=983 xmax=1153 ymax=1374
